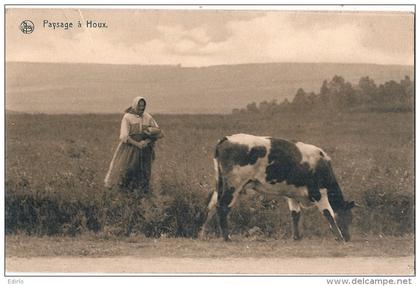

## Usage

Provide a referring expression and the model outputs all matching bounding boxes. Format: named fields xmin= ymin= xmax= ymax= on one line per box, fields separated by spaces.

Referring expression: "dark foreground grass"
xmin=6 ymin=234 xmax=414 ymax=258
xmin=5 ymin=112 xmax=414 ymax=238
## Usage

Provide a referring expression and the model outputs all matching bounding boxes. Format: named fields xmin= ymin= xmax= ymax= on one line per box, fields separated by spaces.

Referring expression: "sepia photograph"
xmin=4 ymin=4 xmax=415 ymax=281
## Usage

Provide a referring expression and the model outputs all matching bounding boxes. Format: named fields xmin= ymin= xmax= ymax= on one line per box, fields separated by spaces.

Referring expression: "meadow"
xmin=5 ymin=111 xmax=414 ymax=239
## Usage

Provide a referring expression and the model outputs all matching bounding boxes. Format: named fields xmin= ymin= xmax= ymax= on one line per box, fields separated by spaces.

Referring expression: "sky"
xmin=6 ymin=7 xmax=414 ymax=66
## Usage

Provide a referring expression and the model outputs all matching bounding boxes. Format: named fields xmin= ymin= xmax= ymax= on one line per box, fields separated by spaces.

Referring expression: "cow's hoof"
xmin=198 ymin=229 xmax=208 ymax=240
xmin=293 ymin=235 xmax=302 ymax=241
xmin=224 ymin=235 xmax=232 ymax=242
xmin=335 ymin=237 xmax=346 ymax=243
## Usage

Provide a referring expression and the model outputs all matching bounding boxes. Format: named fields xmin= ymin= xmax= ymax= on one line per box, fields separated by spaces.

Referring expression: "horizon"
xmin=5 ymin=60 xmax=414 ymax=68
xmin=4 ymin=110 xmax=229 ymax=115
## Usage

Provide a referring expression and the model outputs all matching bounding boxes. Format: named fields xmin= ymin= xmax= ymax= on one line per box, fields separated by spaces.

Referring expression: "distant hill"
xmin=6 ymin=62 xmax=413 ymax=114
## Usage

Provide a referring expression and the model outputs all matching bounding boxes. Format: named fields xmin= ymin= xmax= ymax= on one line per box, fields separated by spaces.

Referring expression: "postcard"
xmin=4 ymin=4 xmax=415 ymax=283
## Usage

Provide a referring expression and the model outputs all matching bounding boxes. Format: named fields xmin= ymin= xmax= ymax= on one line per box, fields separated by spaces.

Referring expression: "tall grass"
xmin=5 ymin=112 xmax=414 ymax=237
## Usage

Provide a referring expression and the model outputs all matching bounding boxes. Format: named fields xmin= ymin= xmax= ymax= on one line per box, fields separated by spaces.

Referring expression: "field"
xmin=5 ymin=111 xmax=414 ymax=240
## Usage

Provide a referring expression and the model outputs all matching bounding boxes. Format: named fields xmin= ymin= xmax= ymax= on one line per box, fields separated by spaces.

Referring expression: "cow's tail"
xmin=213 ymin=157 xmax=220 ymax=191
xmin=214 ymin=136 xmax=228 ymax=159
xmin=214 ymin=137 xmax=228 ymax=196
xmin=206 ymin=137 xmax=229 ymax=211
xmin=199 ymin=141 xmax=226 ymax=239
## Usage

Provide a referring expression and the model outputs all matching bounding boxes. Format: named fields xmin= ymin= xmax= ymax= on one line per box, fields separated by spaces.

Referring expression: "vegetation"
xmin=234 ymin=76 xmax=414 ymax=115
xmin=6 ymin=109 xmax=414 ymax=238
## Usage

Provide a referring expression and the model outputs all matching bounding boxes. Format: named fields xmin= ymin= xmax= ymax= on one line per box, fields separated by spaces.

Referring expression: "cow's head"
xmin=335 ymin=201 xmax=355 ymax=241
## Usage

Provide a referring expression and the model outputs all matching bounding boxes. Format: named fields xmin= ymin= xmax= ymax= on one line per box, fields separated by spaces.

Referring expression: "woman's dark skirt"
xmin=104 ymin=141 xmax=154 ymax=194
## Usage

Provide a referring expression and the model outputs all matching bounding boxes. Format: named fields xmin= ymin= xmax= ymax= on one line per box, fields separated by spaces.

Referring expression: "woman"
xmin=104 ymin=96 xmax=163 ymax=195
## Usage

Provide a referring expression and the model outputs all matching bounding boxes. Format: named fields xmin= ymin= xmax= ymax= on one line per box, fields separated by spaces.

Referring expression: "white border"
xmin=3 ymin=4 xmax=416 ymax=12
xmin=2 ymin=3 xmax=417 ymax=286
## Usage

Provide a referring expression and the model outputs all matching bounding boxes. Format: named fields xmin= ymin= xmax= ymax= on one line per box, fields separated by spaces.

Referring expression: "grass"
xmin=5 ymin=111 xmax=415 ymax=238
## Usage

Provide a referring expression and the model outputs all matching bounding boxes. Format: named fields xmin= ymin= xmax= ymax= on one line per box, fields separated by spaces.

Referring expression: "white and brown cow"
xmin=200 ymin=134 xmax=355 ymax=242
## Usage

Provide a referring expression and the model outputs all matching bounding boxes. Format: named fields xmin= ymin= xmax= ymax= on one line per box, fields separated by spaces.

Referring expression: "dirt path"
xmin=6 ymin=256 xmax=414 ymax=275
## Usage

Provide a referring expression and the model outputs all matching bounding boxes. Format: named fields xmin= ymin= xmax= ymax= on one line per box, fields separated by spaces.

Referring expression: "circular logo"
xmin=20 ymin=20 xmax=35 ymax=34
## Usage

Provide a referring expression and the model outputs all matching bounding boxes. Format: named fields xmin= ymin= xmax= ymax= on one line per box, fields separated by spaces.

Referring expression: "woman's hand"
xmin=126 ymin=137 xmax=149 ymax=149
xmin=136 ymin=141 xmax=148 ymax=149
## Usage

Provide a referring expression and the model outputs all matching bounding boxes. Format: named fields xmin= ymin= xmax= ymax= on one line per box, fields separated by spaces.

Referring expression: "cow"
xmin=200 ymin=134 xmax=355 ymax=242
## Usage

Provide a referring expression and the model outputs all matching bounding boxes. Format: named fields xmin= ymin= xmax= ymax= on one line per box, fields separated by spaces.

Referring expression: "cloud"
xmin=157 ymin=25 xmax=212 ymax=55
xmin=196 ymin=12 xmax=413 ymax=65
xmin=6 ymin=9 xmax=413 ymax=66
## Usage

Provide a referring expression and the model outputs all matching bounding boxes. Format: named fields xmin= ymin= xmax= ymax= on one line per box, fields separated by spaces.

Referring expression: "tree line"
xmin=233 ymin=75 xmax=414 ymax=114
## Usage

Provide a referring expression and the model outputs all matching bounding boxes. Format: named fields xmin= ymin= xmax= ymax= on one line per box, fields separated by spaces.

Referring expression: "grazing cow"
xmin=200 ymin=134 xmax=355 ymax=242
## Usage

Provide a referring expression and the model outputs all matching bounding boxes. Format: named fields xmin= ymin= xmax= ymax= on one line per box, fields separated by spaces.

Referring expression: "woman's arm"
xmin=144 ymin=127 xmax=164 ymax=140
xmin=125 ymin=137 xmax=149 ymax=149
xmin=147 ymin=115 xmax=164 ymax=140
xmin=120 ymin=115 xmax=150 ymax=149
xmin=119 ymin=115 xmax=130 ymax=142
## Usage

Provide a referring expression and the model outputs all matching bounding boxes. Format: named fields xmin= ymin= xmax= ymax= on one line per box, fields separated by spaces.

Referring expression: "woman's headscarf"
xmin=125 ymin=96 xmax=146 ymax=115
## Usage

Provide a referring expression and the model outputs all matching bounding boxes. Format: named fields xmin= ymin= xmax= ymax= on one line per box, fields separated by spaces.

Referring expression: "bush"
xmin=5 ymin=184 xmax=414 ymax=238
xmin=357 ymin=189 xmax=414 ymax=235
xmin=5 ymin=193 xmax=101 ymax=236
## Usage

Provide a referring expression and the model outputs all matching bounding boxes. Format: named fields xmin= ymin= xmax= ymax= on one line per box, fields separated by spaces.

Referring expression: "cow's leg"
xmin=217 ymin=206 xmax=230 ymax=241
xmin=287 ymin=198 xmax=302 ymax=240
xmin=217 ymin=185 xmax=234 ymax=242
xmin=315 ymin=188 xmax=344 ymax=241
xmin=199 ymin=191 xmax=218 ymax=240
xmin=228 ymin=180 xmax=255 ymax=208
xmin=218 ymin=175 xmax=249 ymax=241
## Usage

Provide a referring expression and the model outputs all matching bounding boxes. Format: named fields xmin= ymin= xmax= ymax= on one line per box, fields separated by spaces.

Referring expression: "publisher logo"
xmin=20 ymin=20 xmax=35 ymax=34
